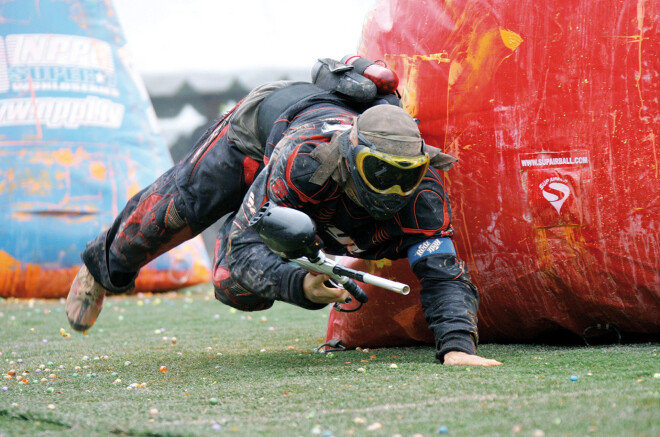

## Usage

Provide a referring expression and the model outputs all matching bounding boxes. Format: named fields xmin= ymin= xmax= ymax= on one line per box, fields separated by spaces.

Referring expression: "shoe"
xmin=66 ymin=265 xmax=107 ymax=332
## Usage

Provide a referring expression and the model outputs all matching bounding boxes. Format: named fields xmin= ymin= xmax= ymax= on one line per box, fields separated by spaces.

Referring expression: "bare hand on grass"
xmin=444 ymin=351 xmax=502 ymax=367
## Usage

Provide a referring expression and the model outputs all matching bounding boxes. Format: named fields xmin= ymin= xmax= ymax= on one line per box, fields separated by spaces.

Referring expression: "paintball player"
xmin=66 ymin=61 xmax=502 ymax=367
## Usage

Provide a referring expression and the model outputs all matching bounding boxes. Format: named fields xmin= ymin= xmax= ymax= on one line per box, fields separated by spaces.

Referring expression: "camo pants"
xmin=209 ymin=217 xmax=276 ymax=312
xmin=81 ymin=119 xmax=264 ymax=295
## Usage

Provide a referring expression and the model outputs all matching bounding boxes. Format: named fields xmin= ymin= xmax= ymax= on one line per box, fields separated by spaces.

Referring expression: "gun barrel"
xmin=360 ymin=272 xmax=410 ymax=295
xmin=294 ymin=257 xmax=410 ymax=296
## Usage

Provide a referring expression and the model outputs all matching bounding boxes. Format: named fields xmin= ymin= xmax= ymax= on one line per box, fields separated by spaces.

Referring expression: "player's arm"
xmin=397 ymin=172 xmax=501 ymax=366
xmin=225 ymin=140 xmax=342 ymax=309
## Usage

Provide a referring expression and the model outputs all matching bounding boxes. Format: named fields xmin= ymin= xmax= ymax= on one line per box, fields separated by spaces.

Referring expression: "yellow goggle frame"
xmin=354 ymin=146 xmax=430 ymax=196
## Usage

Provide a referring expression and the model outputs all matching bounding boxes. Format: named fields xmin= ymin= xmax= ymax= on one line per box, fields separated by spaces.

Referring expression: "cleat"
xmin=66 ymin=265 xmax=107 ymax=332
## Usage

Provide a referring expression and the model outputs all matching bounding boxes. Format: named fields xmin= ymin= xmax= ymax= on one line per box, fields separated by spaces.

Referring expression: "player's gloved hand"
xmin=303 ymin=273 xmax=350 ymax=304
xmin=444 ymin=351 xmax=502 ymax=367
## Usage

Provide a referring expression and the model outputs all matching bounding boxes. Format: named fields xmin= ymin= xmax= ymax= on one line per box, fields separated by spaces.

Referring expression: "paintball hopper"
xmin=248 ymin=202 xmax=322 ymax=260
xmin=340 ymin=55 xmax=399 ymax=95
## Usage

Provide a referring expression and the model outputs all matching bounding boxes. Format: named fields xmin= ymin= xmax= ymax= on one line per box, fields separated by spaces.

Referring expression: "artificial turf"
xmin=0 ymin=286 xmax=658 ymax=436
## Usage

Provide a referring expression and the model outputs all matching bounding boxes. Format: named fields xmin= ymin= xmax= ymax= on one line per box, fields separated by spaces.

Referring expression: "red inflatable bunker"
xmin=327 ymin=0 xmax=659 ymax=346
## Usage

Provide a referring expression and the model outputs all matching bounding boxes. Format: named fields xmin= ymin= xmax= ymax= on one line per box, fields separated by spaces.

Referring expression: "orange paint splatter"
xmin=499 ymin=28 xmax=523 ymax=51
xmin=90 ymin=161 xmax=107 ymax=180
xmin=53 ymin=149 xmax=75 ymax=165
xmin=127 ymin=180 xmax=141 ymax=198
xmin=384 ymin=52 xmax=450 ymax=119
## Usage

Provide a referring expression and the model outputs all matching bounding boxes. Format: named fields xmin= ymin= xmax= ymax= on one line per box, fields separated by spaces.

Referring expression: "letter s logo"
xmin=542 ymin=182 xmax=571 ymax=214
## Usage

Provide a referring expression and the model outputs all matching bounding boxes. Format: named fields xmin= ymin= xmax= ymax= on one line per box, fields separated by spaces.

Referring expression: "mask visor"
xmin=356 ymin=147 xmax=429 ymax=195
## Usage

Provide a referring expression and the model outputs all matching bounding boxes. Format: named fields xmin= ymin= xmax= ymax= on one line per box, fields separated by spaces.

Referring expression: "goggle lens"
xmin=359 ymin=153 xmax=428 ymax=194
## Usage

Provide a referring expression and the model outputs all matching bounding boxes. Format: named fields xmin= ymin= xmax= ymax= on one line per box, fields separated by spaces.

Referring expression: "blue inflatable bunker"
xmin=0 ymin=1 xmax=210 ymax=298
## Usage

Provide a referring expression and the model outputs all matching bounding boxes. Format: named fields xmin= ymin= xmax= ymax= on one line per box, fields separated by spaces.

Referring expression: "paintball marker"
xmin=248 ymin=202 xmax=410 ymax=312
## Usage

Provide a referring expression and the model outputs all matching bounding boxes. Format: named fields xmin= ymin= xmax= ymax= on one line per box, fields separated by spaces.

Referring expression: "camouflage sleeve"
xmin=224 ymin=152 xmax=327 ymax=310
xmin=266 ymin=137 xmax=342 ymax=210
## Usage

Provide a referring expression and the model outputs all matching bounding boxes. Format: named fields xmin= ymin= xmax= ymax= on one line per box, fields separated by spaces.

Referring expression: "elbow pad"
xmin=407 ymin=238 xmax=456 ymax=268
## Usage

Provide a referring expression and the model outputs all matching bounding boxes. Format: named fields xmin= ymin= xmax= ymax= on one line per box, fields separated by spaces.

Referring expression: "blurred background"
xmin=113 ymin=0 xmax=377 ymax=160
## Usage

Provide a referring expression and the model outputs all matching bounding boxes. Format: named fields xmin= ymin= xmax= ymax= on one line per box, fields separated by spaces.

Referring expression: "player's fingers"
xmin=333 ymin=289 xmax=351 ymax=303
xmin=444 ymin=351 xmax=503 ymax=367
xmin=315 ymin=275 xmax=350 ymax=302
xmin=303 ymin=273 xmax=350 ymax=303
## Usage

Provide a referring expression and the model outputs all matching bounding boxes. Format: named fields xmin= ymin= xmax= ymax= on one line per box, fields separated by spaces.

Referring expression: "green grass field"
xmin=1 ymin=286 xmax=658 ymax=437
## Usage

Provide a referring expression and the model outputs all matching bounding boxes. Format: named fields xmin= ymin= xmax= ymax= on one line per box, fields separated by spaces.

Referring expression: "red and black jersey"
xmin=226 ymin=101 xmax=480 ymax=362
xmin=269 ymin=140 xmax=455 ymax=261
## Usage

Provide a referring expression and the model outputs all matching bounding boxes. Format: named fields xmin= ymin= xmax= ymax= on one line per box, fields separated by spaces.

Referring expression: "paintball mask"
xmin=338 ymin=106 xmax=430 ymax=220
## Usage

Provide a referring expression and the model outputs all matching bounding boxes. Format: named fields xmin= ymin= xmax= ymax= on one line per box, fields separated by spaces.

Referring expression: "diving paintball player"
xmin=66 ymin=59 xmax=502 ymax=367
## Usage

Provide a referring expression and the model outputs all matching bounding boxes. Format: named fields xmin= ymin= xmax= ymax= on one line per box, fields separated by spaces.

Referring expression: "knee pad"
xmin=212 ymin=266 xmax=274 ymax=312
